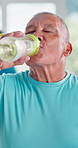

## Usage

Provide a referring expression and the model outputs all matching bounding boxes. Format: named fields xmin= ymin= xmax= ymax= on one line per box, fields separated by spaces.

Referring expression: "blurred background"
xmin=0 ymin=0 xmax=78 ymax=75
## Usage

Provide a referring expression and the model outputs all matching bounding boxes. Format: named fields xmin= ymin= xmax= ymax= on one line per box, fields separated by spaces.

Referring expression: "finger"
xmin=13 ymin=31 xmax=25 ymax=37
xmin=0 ymin=32 xmax=14 ymax=39
xmin=0 ymin=61 xmax=14 ymax=70
xmin=14 ymin=56 xmax=30 ymax=65
xmin=0 ymin=31 xmax=25 ymax=39
xmin=0 ymin=55 xmax=30 ymax=70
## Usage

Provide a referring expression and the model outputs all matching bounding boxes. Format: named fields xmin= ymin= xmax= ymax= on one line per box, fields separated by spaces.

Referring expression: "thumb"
xmin=14 ymin=56 xmax=30 ymax=65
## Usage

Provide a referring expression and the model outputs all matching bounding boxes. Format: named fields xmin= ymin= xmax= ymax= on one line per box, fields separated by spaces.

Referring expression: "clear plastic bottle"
xmin=0 ymin=34 xmax=40 ymax=62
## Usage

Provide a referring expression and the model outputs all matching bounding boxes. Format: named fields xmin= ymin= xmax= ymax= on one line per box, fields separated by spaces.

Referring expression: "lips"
xmin=40 ymin=42 xmax=44 ymax=48
xmin=40 ymin=45 xmax=43 ymax=48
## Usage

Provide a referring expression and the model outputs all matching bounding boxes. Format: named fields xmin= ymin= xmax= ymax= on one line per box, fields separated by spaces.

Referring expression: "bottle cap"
xmin=24 ymin=34 xmax=40 ymax=56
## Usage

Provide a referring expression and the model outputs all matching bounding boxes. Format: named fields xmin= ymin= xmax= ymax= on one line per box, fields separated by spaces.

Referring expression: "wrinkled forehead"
xmin=26 ymin=14 xmax=61 ymax=29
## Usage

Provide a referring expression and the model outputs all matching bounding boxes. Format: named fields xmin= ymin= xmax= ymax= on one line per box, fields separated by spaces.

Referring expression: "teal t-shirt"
xmin=0 ymin=71 xmax=78 ymax=148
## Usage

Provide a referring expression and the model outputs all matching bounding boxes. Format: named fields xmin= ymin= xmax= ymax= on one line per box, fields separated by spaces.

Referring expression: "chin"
xmin=26 ymin=51 xmax=45 ymax=66
xmin=26 ymin=56 xmax=39 ymax=66
xmin=26 ymin=57 xmax=45 ymax=67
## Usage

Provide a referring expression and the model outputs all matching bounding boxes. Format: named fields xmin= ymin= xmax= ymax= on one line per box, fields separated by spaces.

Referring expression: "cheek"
xmin=43 ymin=44 xmax=64 ymax=63
xmin=45 ymin=38 xmax=63 ymax=55
xmin=45 ymin=37 xmax=58 ymax=48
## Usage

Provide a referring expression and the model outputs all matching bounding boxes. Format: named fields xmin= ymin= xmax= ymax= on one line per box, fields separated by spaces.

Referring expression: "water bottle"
xmin=0 ymin=34 xmax=40 ymax=62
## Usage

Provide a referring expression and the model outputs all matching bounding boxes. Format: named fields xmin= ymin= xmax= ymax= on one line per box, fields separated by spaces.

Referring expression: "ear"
xmin=63 ymin=42 xmax=72 ymax=57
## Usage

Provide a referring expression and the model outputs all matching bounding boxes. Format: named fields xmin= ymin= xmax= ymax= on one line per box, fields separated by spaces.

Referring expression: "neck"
xmin=29 ymin=64 xmax=67 ymax=83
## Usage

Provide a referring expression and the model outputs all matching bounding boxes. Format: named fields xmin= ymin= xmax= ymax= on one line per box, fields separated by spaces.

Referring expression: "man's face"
xmin=25 ymin=14 xmax=66 ymax=66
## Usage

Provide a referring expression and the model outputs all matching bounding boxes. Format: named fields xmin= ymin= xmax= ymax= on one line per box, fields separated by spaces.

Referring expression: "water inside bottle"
xmin=0 ymin=42 xmax=17 ymax=62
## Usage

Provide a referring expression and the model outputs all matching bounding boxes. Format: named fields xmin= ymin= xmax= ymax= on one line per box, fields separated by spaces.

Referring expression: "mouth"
xmin=40 ymin=45 xmax=43 ymax=48
xmin=40 ymin=43 xmax=44 ymax=48
xmin=40 ymin=40 xmax=45 ymax=48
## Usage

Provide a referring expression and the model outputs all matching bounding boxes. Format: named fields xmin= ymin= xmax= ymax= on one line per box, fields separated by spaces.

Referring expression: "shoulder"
xmin=69 ymin=73 xmax=78 ymax=81
xmin=0 ymin=70 xmax=29 ymax=88
xmin=68 ymin=73 xmax=78 ymax=87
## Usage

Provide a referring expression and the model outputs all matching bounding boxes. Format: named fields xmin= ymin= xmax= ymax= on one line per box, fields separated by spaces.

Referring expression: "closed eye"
xmin=43 ymin=30 xmax=53 ymax=33
xmin=43 ymin=30 xmax=50 ymax=32
xmin=26 ymin=30 xmax=35 ymax=34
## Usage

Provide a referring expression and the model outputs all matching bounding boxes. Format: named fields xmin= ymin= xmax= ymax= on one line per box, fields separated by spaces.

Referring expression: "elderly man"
xmin=0 ymin=12 xmax=78 ymax=148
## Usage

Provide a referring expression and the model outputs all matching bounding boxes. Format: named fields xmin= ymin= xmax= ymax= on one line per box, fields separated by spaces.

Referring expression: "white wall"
xmin=0 ymin=0 xmax=67 ymax=32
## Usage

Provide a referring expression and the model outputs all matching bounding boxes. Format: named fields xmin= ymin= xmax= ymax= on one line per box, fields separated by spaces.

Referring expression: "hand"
xmin=0 ymin=31 xmax=30 ymax=70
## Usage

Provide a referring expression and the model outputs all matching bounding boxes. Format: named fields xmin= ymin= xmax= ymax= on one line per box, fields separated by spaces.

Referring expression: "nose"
xmin=33 ymin=29 xmax=43 ymax=41
xmin=33 ymin=33 xmax=43 ymax=41
xmin=38 ymin=37 xmax=41 ymax=41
